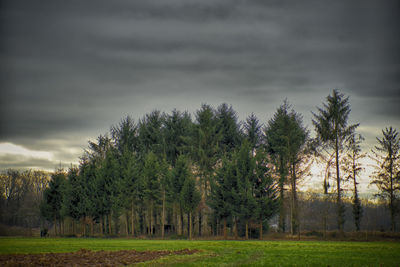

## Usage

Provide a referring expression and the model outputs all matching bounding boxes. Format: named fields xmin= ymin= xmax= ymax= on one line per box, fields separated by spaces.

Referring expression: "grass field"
xmin=0 ymin=237 xmax=399 ymax=266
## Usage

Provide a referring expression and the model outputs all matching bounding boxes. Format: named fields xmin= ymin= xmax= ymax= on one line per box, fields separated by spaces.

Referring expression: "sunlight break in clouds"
xmin=0 ymin=142 xmax=54 ymax=160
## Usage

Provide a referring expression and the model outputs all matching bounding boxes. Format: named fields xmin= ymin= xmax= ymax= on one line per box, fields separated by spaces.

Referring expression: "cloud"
xmin=0 ymin=0 xmax=399 ymax=173
xmin=0 ymin=143 xmax=53 ymax=160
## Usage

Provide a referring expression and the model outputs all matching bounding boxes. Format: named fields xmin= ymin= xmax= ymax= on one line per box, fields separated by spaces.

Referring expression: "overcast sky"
xmin=1 ymin=0 xmax=399 ymax=192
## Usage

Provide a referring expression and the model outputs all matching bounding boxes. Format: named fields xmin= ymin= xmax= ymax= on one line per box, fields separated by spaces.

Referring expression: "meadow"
xmin=0 ymin=237 xmax=399 ymax=266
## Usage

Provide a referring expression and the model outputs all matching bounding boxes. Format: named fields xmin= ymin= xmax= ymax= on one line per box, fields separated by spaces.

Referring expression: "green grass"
xmin=0 ymin=237 xmax=399 ymax=266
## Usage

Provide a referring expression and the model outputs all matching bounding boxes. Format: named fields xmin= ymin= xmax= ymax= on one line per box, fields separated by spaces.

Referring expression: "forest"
xmin=1 ymin=90 xmax=399 ymax=239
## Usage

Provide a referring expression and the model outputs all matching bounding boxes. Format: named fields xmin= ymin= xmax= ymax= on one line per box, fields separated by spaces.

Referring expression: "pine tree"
xmin=235 ymin=141 xmax=257 ymax=239
xmin=253 ymin=148 xmax=279 ymax=239
xmin=170 ymin=155 xmax=191 ymax=235
xmin=138 ymin=110 xmax=166 ymax=157
xmin=143 ymin=152 xmax=161 ymax=236
xmin=111 ymin=115 xmax=138 ymax=154
xmin=216 ymin=103 xmax=242 ymax=156
xmin=312 ymin=90 xmax=358 ymax=231
xmin=180 ymin=167 xmax=201 ymax=240
xmin=370 ymin=127 xmax=400 ymax=231
xmin=264 ymin=101 xmax=291 ymax=233
xmin=40 ymin=169 xmax=66 ymax=236
xmin=61 ymin=167 xmax=82 ymax=234
xmin=243 ymin=113 xmax=263 ymax=151
xmin=193 ymin=104 xmax=221 ymax=236
xmin=164 ymin=109 xmax=194 ymax=167
xmin=210 ymin=157 xmax=236 ymax=239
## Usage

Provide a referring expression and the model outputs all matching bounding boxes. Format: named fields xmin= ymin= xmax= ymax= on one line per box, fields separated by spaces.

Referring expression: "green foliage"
xmin=138 ymin=110 xmax=166 ymax=157
xmin=253 ymin=148 xmax=279 ymax=224
xmin=180 ymin=173 xmax=200 ymax=214
xmin=111 ymin=115 xmax=138 ymax=153
xmin=215 ymin=103 xmax=243 ymax=155
xmin=265 ymin=100 xmax=309 ymax=233
xmin=61 ymin=167 xmax=82 ymax=220
xmin=234 ymin=141 xmax=257 ymax=224
xmin=209 ymin=157 xmax=236 ymax=221
xmin=40 ymin=170 xmax=66 ymax=222
xmin=143 ymin=152 xmax=161 ymax=205
xmin=243 ymin=113 xmax=263 ymax=150
xmin=170 ymin=155 xmax=191 ymax=205
xmin=312 ymin=90 xmax=359 ymax=231
xmin=193 ymin=104 xmax=221 ymax=181
xmin=164 ymin=110 xmax=194 ymax=166
xmin=210 ymin=141 xmax=278 ymax=238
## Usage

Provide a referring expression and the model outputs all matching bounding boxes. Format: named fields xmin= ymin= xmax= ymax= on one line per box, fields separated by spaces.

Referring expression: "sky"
xmin=1 ymin=0 xmax=399 ymax=193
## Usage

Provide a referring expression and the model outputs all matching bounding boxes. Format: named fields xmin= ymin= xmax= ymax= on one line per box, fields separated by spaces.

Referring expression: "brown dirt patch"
xmin=0 ymin=248 xmax=199 ymax=266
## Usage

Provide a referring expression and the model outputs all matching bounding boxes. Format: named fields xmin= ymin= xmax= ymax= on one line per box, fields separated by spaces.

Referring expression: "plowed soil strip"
xmin=0 ymin=248 xmax=199 ymax=266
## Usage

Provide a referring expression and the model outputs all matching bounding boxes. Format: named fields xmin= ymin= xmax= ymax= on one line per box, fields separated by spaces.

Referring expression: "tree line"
xmin=1 ymin=90 xmax=399 ymax=238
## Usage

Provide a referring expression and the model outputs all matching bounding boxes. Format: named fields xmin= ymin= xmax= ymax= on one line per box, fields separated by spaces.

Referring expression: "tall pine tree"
xmin=370 ymin=127 xmax=400 ymax=231
xmin=312 ymin=90 xmax=358 ymax=231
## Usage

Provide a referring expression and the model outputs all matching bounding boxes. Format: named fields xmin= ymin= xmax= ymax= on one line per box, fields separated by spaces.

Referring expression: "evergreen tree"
xmin=138 ymin=110 xmax=165 ymax=157
xmin=265 ymin=101 xmax=309 ymax=234
xmin=111 ymin=115 xmax=138 ymax=154
xmin=180 ymin=167 xmax=201 ymax=240
xmin=61 ymin=167 xmax=83 ymax=234
xmin=243 ymin=113 xmax=263 ymax=151
xmin=40 ymin=169 xmax=66 ymax=235
xmin=143 ymin=152 xmax=161 ymax=236
xmin=164 ymin=109 xmax=194 ymax=167
xmin=193 ymin=104 xmax=221 ymax=236
xmin=119 ymin=148 xmax=140 ymax=236
xmin=253 ymin=148 xmax=279 ymax=239
xmin=286 ymin=107 xmax=309 ymax=235
xmin=216 ymin=103 xmax=242 ymax=156
xmin=312 ymin=90 xmax=358 ymax=231
xmin=78 ymin=156 xmax=99 ymax=235
xmin=170 ymin=155 xmax=192 ymax=235
xmin=235 ymin=141 xmax=257 ymax=239
xmin=210 ymin=157 xmax=236 ymax=239
xmin=370 ymin=127 xmax=400 ymax=231
xmin=159 ymin=155 xmax=170 ymax=239
xmin=264 ymin=101 xmax=291 ymax=232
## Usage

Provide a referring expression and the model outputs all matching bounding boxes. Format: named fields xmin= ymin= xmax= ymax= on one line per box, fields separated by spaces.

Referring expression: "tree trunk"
xmin=259 ymin=220 xmax=263 ymax=240
xmin=291 ymin=163 xmax=298 ymax=235
xmin=54 ymin=217 xmax=57 ymax=236
xmin=125 ymin=212 xmax=129 ymax=236
xmin=100 ymin=216 xmax=104 ymax=236
xmin=108 ymin=214 xmax=112 ymax=235
xmin=389 ymin=155 xmax=395 ymax=232
xmin=279 ymin=182 xmax=285 ymax=232
xmin=189 ymin=212 xmax=193 ymax=240
xmin=234 ymin=219 xmax=238 ymax=240
xmin=162 ymin=190 xmax=166 ymax=239
xmin=149 ymin=204 xmax=153 ymax=236
xmin=180 ymin=207 xmax=184 ymax=236
xmin=223 ymin=217 xmax=227 ymax=239
xmin=335 ymin=136 xmax=344 ymax=232
xmin=131 ymin=200 xmax=135 ymax=237
xmin=81 ymin=218 xmax=86 ymax=236
xmin=198 ymin=210 xmax=202 ymax=237
xmin=245 ymin=221 xmax=249 ymax=240
xmin=90 ymin=219 xmax=94 ymax=236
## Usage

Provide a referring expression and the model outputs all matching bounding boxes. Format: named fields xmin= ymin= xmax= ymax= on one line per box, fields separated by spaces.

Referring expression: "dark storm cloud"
xmin=0 ymin=0 xmax=399 ymax=168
